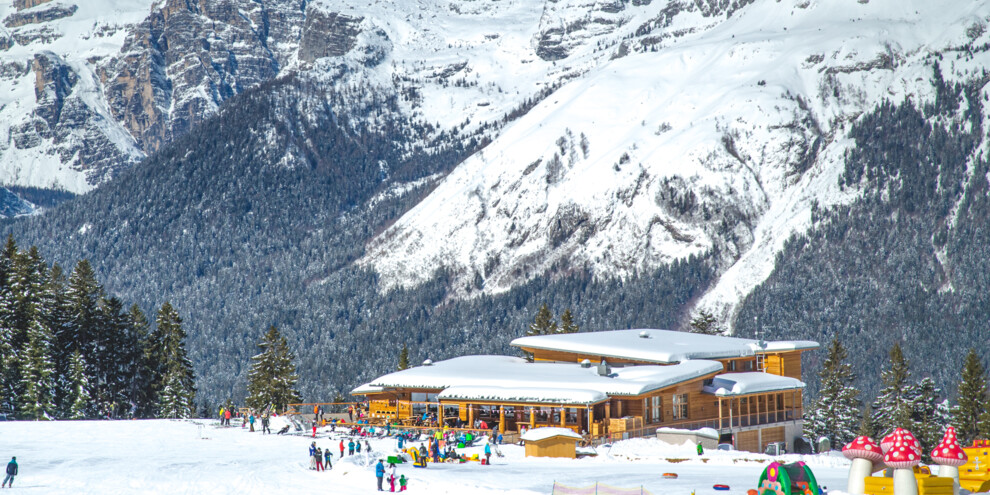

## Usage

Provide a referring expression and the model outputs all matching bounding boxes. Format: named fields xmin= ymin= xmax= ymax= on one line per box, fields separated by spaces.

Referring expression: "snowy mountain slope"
xmin=360 ymin=0 xmax=990 ymax=328
xmin=0 ymin=0 xmax=152 ymax=193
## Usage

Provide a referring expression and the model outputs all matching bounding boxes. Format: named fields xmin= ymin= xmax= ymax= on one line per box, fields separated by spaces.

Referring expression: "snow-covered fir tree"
xmin=397 ymin=343 xmax=410 ymax=371
xmin=127 ymin=304 xmax=156 ymax=419
xmin=956 ymin=349 xmax=988 ymax=444
xmin=805 ymin=338 xmax=861 ymax=449
xmin=18 ymin=320 xmax=56 ymax=420
xmin=558 ymin=309 xmax=579 ymax=334
xmin=65 ymin=350 xmax=91 ymax=420
xmin=246 ymin=325 xmax=300 ymax=413
xmin=153 ymin=303 xmax=196 ymax=419
xmin=528 ymin=304 xmax=557 ymax=336
xmin=906 ymin=377 xmax=949 ymax=459
xmin=872 ymin=343 xmax=914 ymax=436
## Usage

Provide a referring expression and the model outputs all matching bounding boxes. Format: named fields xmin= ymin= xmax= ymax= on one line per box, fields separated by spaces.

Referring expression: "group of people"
xmin=375 ymin=459 xmax=407 ymax=492
xmin=308 ymin=442 xmax=333 ymax=471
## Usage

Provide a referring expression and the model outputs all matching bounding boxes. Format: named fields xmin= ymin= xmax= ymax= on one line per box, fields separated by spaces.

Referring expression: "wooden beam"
xmin=499 ymin=406 xmax=506 ymax=434
xmin=560 ymin=407 xmax=566 ymax=427
xmin=718 ymin=398 xmax=723 ymax=431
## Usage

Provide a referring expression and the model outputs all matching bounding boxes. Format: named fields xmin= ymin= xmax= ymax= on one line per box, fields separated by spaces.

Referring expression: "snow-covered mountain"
xmin=357 ymin=0 xmax=990 ymax=327
xmin=3 ymin=0 xmax=990 ymax=332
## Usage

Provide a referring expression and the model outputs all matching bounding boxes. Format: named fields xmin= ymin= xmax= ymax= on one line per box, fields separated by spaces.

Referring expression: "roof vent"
xmin=422 ymin=359 xmax=433 ymax=366
xmin=580 ymin=359 xmax=592 ymax=368
xmin=639 ymin=331 xmax=650 ymax=339
xmin=597 ymin=359 xmax=612 ymax=377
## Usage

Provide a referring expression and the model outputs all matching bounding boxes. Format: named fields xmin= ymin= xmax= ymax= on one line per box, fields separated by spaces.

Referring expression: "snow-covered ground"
xmin=0 ymin=419 xmax=852 ymax=494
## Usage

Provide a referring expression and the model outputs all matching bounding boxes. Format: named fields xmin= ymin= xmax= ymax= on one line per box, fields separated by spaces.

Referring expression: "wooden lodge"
xmin=351 ymin=329 xmax=818 ymax=452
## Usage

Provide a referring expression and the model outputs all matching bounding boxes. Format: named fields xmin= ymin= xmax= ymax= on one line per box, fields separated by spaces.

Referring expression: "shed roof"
xmin=511 ymin=329 xmax=818 ymax=364
xmin=521 ymin=427 xmax=584 ymax=442
xmin=702 ymin=372 xmax=806 ymax=397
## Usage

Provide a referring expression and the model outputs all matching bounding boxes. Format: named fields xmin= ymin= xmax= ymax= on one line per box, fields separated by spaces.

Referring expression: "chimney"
xmin=597 ymin=359 xmax=611 ymax=376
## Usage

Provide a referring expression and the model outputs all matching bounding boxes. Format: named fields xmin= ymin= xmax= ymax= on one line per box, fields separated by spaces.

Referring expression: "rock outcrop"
xmin=4 ymin=3 xmax=76 ymax=28
xmin=298 ymin=8 xmax=362 ymax=63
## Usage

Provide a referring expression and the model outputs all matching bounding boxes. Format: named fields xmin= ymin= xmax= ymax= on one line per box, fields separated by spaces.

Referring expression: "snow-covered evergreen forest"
xmin=0 ymin=236 xmax=196 ymax=419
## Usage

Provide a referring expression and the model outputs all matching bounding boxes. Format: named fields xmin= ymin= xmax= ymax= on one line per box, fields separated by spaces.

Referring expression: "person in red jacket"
xmin=224 ymin=408 xmax=231 ymax=426
xmin=339 ymin=439 xmax=345 ymax=458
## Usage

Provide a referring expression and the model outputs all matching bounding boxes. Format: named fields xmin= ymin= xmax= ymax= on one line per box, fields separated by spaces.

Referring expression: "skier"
xmin=418 ymin=444 xmax=428 ymax=467
xmin=388 ymin=462 xmax=397 ymax=492
xmin=365 ymin=440 xmax=372 ymax=453
xmin=340 ymin=439 xmax=345 ymax=458
xmin=309 ymin=442 xmax=317 ymax=470
xmin=375 ymin=459 xmax=385 ymax=491
xmin=696 ymin=442 xmax=704 ymax=456
xmin=348 ymin=439 xmax=355 ymax=456
xmin=2 ymin=457 xmax=16 ymax=489
xmin=224 ymin=408 xmax=232 ymax=426
xmin=484 ymin=442 xmax=492 ymax=465
xmin=262 ymin=414 xmax=270 ymax=434
xmin=249 ymin=413 xmax=255 ymax=432
xmin=397 ymin=436 xmax=405 ymax=450
xmin=315 ymin=446 xmax=324 ymax=472
xmin=324 ymin=448 xmax=333 ymax=470
xmin=356 ymin=439 xmax=362 ymax=454
xmin=399 ymin=474 xmax=408 ymax=492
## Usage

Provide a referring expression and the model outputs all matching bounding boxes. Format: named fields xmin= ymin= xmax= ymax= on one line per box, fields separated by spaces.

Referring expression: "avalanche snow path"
xmin=0 ymin=419 xmax=850 ymax=494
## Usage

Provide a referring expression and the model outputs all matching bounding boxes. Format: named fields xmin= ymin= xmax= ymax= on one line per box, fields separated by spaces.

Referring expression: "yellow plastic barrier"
xmin=863 ymin=476 xmax=953 ymax=495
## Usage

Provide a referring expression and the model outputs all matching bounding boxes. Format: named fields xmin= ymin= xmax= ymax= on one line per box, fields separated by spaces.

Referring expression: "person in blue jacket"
xmin=349 ymin=439 xmax=356 ymax=456
xmin=375 ymin=459 xmax=386 ymax=491
xmin=397 ymin=435 xmax=405 ymax=450
xmin=484 ymin=443 xmax=492 ymax=465
xmin=2 ymin=457 xmax=16 ymax=488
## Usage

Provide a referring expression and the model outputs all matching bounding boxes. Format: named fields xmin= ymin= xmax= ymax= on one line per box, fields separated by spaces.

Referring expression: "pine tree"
xmin=805 ymin=338 xmax=861 ymax=448
xmin=65 ymin=350 xmax=90 ymax=419
xmin=44 ymin=264 xmax=73 ymax=417
xmin=17 ymin=320 xmax=56 ymax=420
xmin=559 ymin=309 xmax=579 ymax=334
xmin=528 ymin=304 xmax=557 ymax=336
xmin=246 ymin=325 xmax=300 ymax=411
xmin=907 ymin=377 xmax=949 ymax=461
xmin=397 ymin=343 xmax=410 ymax=370
xmin=246 ymin=326 xmax=301 ymax=414
xmin=0 ymin=237 xmax=14 ymax=415
xmin=127 ymin=305 xmax=156 ymax=418
xmin=688 ymin=310 xmax=722 ymax=335
xmin=154 ymin=303 xmax=196 ymax=419
xmin=956 ymin=349 xmax=987 ymax=444
xmin=872 ymin=343 xmax=913 ymax=435
xmin=858 ymin=403 xmax=877 ymax=439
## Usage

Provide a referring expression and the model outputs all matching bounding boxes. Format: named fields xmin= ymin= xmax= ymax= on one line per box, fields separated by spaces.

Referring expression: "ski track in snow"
xmin=0 ymin=419 xmax=854 ymax=494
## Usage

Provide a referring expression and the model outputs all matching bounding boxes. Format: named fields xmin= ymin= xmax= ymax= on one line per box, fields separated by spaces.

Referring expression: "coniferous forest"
xmin=0 ymin=236 xmax=196 ymax=419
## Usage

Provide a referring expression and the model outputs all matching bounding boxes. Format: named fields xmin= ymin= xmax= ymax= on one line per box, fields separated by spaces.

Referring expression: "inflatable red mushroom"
xmin=881 ymin=427 xmax=906 ymax=453
xmin=843 ymin=436 xmax=884 ymax=495
xmin=931 ymin=426 xmax=967 ymax=495
xmin=884 ymin=429 xmax=921 ymax=495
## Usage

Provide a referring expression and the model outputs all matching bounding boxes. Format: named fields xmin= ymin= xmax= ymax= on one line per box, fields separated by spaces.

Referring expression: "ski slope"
xmin=0 ymin=419 xmax=852 ymax=494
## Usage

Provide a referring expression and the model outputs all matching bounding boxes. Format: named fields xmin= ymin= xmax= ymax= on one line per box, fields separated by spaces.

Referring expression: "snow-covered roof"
xmin=521 ymin=427 xmax=584 ymax=442
xmin=702 ymin=372 xmax=805 ymax=397
xmin=351 ymin=382 xmax=385 ymax=395
xmin=511 ymin=329 xmax=818 ymax=364
xmin=352 ymin=355 xmax=724 ymax=398
xmin=657 ymin=427 xmax=720 ymax=440
xmin=437 ymin=386 xmax=607 ymax=405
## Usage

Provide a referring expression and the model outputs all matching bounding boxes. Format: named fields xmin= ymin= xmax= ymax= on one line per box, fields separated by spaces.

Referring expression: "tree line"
xmin=806 ymin=337 xmax=987 ymax=460
xmin=0 ymin=236 xmax=196 ymax=420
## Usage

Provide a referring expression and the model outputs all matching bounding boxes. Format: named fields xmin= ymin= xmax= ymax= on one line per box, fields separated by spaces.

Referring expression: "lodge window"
xmin=651 ymin=396 xmax=662 ymax=423
xmin=672 ymin=394 xmax=688 ymax=420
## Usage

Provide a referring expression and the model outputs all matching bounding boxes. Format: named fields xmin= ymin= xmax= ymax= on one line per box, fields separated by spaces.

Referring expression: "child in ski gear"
xmin=399 ymin=474 xmax=408 ymax=491
xmin=375 ymin=459 xmax=385 ymax=491
xmin=316 ymin=446 xmax=324 ymax=471
xmin=324 ymin=449 xmax=333 ymax=470
xmin=262 ymin=414 xmax=270 ymax=434
xmin=388 ymin=462 xmax=397 ymax=491
xmin=277 ymin=424 xmax=290 ymax=434
xmin=2 ymin=457 xmax=16 ymax=488
xmin=348 ymin=439 xmax=355 ymax=456
xmin=696 ymin=442 xmax=703 ymax=456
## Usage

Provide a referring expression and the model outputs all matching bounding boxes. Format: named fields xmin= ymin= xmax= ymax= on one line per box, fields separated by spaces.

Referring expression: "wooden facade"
xmin=359 ymin=344 xmax=814 ymax=450
xmin=525 ymin=435 xmax=579 ymax=458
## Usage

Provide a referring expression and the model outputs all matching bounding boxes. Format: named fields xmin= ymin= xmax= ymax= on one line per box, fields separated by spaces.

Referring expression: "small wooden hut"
xmin=522 ymin=427 xmax=583 ymax=459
